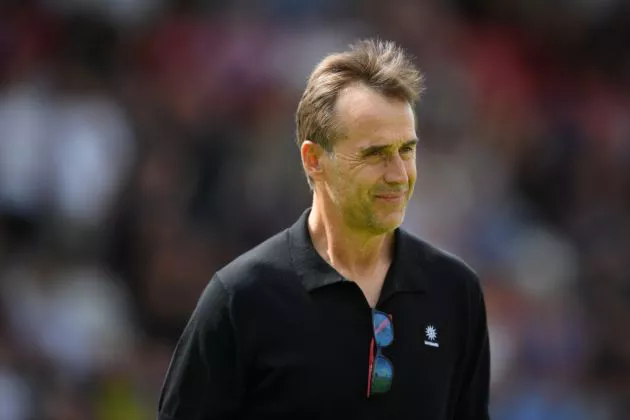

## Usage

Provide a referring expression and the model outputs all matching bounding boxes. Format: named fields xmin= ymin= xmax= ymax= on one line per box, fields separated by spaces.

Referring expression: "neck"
xmin=307 ymin=193 xmax=394 ymax=278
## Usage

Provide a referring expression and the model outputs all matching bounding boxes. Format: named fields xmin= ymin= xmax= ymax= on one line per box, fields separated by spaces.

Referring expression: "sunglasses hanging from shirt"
xmin=367 ymin=309 xmax=394 ymax=397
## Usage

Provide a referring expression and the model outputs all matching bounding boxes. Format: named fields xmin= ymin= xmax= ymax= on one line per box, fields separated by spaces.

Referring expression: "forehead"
xmin=334 ymin=83 xmax=417 ymax=149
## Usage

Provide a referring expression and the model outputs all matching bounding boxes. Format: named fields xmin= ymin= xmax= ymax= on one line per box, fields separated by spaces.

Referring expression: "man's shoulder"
xmin=215 ymin=228 xmax=295 ymax=290
xmin=400 ymin=229 xmax=481 ymax=292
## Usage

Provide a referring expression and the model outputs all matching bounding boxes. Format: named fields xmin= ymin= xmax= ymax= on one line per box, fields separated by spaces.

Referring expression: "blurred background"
xmin=0 ymin=0 xmax=629 ymax=418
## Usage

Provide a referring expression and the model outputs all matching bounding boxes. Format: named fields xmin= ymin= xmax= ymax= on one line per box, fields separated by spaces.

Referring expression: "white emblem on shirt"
xmin=424 ymin=325 xmax=439 ymax=347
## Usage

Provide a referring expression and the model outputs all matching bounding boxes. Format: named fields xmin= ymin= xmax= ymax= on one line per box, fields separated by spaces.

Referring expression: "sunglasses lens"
xmin=371 ymin=355 xmax=393 ymax=394
xmin=372 ymin=311 xmax=393 ymax=347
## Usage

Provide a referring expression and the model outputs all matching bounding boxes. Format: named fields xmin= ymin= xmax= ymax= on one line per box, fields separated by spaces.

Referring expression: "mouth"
xmin=374 ymin=192 xmax=407 ymax=201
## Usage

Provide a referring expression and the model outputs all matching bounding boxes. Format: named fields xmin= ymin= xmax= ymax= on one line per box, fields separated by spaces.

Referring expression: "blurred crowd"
xmin=0 ymin=0 xmax=629 ymax=419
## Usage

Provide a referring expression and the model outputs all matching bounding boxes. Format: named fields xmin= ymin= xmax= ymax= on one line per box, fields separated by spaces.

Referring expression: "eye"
xmin=400 ymin=146 xmax=415 ymax=156
xmin=364 ymin=149 xmax=386 ymax=159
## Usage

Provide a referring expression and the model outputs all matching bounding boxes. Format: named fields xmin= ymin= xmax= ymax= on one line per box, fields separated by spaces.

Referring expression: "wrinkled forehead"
xmin=333 ymin=84 xmax=417 ymax=151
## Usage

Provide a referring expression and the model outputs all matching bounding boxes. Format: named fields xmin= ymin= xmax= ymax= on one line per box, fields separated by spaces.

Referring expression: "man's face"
xmin=320 ymin=84 xmax=418 ymax=234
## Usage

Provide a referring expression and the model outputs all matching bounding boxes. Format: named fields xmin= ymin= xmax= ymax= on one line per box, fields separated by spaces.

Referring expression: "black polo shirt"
xmin=158 ymin=208 xmax=490 ymax=420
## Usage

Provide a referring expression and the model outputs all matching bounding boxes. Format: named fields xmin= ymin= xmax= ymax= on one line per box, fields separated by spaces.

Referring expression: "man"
xmin=157 ymin=38 xmax=491 ymax=420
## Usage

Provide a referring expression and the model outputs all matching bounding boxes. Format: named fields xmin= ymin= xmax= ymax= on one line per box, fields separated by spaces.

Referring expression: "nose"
xmin=383 ymin=154 xmax=408 ymax=185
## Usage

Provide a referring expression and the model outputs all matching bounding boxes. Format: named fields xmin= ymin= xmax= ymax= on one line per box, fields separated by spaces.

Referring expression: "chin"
xmin=370 ymin=211 xmax=405 ymax=234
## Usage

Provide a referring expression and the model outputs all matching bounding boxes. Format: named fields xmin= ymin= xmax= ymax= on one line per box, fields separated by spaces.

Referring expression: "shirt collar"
xmin=288 ymin=208 xmax=428 ymax=295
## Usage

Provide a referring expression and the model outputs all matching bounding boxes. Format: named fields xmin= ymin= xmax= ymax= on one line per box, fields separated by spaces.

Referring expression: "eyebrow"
xmin=359 ymin=139 xmax=419 ymax=157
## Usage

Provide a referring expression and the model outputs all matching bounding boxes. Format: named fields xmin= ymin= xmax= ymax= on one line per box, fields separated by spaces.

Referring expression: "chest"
xmin=243 ymin=284 xmax=465 ymax=419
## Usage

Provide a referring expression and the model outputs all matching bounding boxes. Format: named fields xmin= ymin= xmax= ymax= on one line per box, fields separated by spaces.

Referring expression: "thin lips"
xmin=375 ymin=192 xmax=407 ymax=198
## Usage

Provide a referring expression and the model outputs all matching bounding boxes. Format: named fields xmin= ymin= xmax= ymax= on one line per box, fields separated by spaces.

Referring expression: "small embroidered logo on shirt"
xmin=424 ymin=325 xmax=439 ymax=347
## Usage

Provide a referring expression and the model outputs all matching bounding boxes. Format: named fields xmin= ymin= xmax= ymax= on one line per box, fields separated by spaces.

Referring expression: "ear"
xmin=301 ymin=140 xmax=327 ymax=183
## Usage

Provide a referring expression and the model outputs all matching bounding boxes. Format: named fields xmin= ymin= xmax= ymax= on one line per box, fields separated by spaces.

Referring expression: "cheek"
xmin=331 ymin=161 xmax=381 ymax=199
xmin=358 ymin=163 xmax=386 ymax=183
xmin=340 ymin=162 xmax=372 ymax=186
xmin=329 ymin=168 xmax=359 ymax=200
xmin=335 ymin=173 xmax=371 ymax=206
